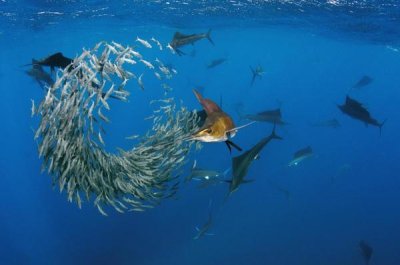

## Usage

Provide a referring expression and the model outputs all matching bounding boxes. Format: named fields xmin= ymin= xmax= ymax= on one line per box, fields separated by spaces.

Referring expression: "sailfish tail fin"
xmin=206 ymin=29 xmax=214 ymax=45
xmin=379 ymin=119 xmax=387 ymax=136
xmin=270 ymin=124 xmax=283 ymax=140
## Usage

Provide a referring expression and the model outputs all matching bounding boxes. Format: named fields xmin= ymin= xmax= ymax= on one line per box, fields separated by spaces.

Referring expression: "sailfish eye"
xmin=206 ymin=128 xmax=212 ymax=134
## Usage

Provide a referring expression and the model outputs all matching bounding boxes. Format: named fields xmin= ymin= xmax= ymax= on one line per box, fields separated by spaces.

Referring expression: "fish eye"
xmin=206 ymin=128 xmax=212 ymax=134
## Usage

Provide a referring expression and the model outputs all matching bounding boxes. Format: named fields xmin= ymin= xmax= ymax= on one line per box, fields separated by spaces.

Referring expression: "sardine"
xmin=151 ymin=37 xmax=163 ymax=50
xmin=137 ymin=74 xmax=145 ymax=90
xmin=31 ymin=99 xmax=36 ymax=117
xmin=140 ymin=59 xmax=155 ymax=69
xmin=136 ymin=37 xmax=152 ymax=48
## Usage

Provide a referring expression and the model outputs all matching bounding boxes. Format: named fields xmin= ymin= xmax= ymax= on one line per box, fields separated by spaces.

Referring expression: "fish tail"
xmin=249 ymin=65 xmax=255 ymax=75
xmin=270 ymin=123 xmax=283 ymax=140
xmin=206 ymin=29 xmax=214 ymax=45
xmin=176 ymin=48 xmax=185 ymax=56
xmin=226 ymin=140 xmax=243 ymax=152
xmin=379 ymin=119 xmax=387 ymax=136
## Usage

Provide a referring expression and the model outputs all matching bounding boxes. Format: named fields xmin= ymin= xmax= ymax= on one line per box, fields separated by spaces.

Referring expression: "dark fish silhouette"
xmin=33 ymin=52 xmax=73 ymax=72
xmin=359 ymin=240 xmax=373 ymax=265
xmin=25 ymin=59 xmax=54 ymax=89
xmin=193 ymin=202 xmax=214 ymax=240
xmin=207 ymin=58 xmax=227 ymax=69
xmin=193 ymin=212 xmax=214 ymax=240
xmin=249 ymin=65 xmax=264 ymax=86
xmin=236 ymin=105 xmax=287 ymax=125
xmin=169 ymin=29 xmax=214 ymax=56
xmin=353 ymin=75 xmax=373 ymax=89
xmin=338 ymin=96 xmax=385 ymax=134
xmin=227 ymin=125 xmax=282 ymax=195
xmin=288 ymin=146 xmax=313 ymax=167
xmin=309 ymin=118 xmax=341 ymax=128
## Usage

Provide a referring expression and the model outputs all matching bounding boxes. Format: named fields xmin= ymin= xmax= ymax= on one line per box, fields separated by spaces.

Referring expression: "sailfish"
xmin=191 ymin=89 xmax=245 ymax=152
xmin=227 ymin=125 xmax=282 ymax=195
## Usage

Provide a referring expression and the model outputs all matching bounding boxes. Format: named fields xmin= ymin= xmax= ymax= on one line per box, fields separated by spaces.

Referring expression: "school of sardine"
xmin=32 ymin=40 xmax=200 ymax=215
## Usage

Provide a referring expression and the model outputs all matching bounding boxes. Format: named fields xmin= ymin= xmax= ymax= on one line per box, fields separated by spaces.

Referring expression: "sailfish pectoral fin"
xmin=226 ymin=140 xmax=242 ymax=152
xmin=225 ymin=141 xmax=232 ymax=153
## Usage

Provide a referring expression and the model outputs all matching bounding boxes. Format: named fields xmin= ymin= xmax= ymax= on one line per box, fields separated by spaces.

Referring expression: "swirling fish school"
xmin=32 ymin=40 xmax=200 ymax=215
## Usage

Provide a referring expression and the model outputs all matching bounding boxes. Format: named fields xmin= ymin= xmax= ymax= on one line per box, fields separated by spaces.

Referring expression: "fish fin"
xmin=225 ymin=141 xmax=232 ymax=153
xmin=195 ymin=226 xmax=200 ymax=231
xmin=270 ymin=123 xmax=283 ymax=140
xmin=206 ymin=29 xmax=214 ymax=45
xmin=35 ymin=79 xmax=45 ymax=90
xmin=175 ymin=49 xmax=185 ymax=56
xmin=226 ymin=140 xmax=242 ymax=152
xmin=379 ymin=119 xmax=387 ymax=136
xmin=249 ymin=66 xmax=255 ymax=75
xmin=173 ymin=32 xmax=185 ymax=39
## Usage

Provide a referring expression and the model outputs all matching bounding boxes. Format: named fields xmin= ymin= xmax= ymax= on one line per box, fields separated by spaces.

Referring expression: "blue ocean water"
xmin=0 ymin=1 xmax=400 ymax=264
